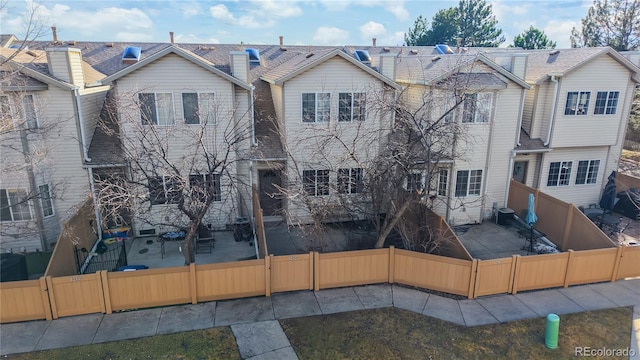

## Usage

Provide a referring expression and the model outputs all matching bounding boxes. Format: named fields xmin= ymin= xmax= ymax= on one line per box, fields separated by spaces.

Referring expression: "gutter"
xmin=504 ymin=150 xmax=517 ymax=208
xmin=250 ymin=86 xmax=257 ymax=146
xmin=74 ymin=87 xmax=91 ymax=162
xmin=544 ymin=75 xmax=560 ymax=146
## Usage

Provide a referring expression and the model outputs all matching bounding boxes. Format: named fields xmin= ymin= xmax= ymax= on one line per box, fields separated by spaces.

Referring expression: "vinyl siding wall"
xmin=280 ymin=57 xmax=392 ymax=222
xmin=114 ymin=54 xmax=251 ymax=231
xmin=79 ymin=86 xmax=109 ymax=155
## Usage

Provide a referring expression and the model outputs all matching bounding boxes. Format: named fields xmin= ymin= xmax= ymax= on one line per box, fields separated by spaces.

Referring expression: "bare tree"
xmin=0 ymin=0 xmax=50 ymax=65
xmin=94 ymin=89 xmax=252 ymax=265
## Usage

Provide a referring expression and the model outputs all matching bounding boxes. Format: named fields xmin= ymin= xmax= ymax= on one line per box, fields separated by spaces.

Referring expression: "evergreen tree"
xmin=570 ymin=0 xmax=640 ymax=51
xmin=511 ymin=26 xmax=557 ymax=49
xmin=404 ymin=15 xmax=429 ymax=46
xmin=424 ymin=8 xmax=459 ymax=46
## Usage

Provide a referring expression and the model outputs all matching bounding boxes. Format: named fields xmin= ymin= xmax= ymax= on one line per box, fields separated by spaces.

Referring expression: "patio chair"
xmin=196 ymin=224 xmax=214 ymax=254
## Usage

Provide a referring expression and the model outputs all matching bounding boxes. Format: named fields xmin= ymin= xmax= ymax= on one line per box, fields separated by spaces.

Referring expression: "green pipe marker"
xmin=545 ymin=313 xmax=560 ymax=349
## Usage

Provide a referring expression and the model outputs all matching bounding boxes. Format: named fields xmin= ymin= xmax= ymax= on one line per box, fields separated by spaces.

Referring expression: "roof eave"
xmin=1 ymin=60 xmax=74 ymax=90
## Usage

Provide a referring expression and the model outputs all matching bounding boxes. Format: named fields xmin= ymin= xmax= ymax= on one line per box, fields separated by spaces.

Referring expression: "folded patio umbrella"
xmin=599 ymin=171 xmax=617 ymax=213
xmin=526 ymin=193 xmax=538 ymax=226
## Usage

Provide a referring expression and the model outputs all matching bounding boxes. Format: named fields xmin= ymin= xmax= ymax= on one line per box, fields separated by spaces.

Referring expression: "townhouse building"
xmin=1 ymin=33 xmax=638 ymax=251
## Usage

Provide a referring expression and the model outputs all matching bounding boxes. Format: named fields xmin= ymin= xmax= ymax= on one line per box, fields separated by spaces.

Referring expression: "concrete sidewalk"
xmin=1 ymin=279 xmax=639 ymax=359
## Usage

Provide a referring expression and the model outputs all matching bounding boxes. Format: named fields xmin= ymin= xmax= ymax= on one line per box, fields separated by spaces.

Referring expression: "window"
xmin=0 ymin=188 xmax=32 ymax=221
xmin=575 ymin=160 xmax=600 ymax=185
xmin=139 ymin=93 xmax=174 ymax=125
xmin=182 ymin=93 xmax=215 ymax=125
xmin=148 ymin=176 xmax=181 ymax=205
xmin=189 ymin=173 xmax=221 ymax=202
xmin=438 ymin=169 xmax=449 ymax=196
xmin=22 ymin=94 xmax=38 ymax=129
xmin=303 ymin=170 xmax=330 ymax=196
xmin=338 ymin=93 xmax=366 ymax=122
xmin=564 ymin=92 xmax=590 ymax=115
xmin=547 ymin=161 xmax=572 ymax=186
xmin=406 ymin=172 xmax=424 ymax=192
xmin=302 ymin=93 xmax=330 ymax=123
xmin=38 ymin=184 xmax=54 ymax=217
xmin=0 ymin=95 xmax=12 ymax=131
xmin=594 ymin=91 xmax=619 ymax=115
xmin=461 ymin=93 xmax=492 ymax=123
xmin=337 ymin=168 xmax=363 ymax=194
xmin=455 ymin=170 xmax=482 ymax=197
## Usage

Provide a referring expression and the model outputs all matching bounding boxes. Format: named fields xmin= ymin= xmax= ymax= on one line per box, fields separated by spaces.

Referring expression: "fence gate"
xmin=75 ymin=240 xmax=127 ymax=274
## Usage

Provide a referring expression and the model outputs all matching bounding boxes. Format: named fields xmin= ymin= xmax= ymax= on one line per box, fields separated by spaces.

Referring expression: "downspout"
xmin=74 ymin=87 xmax=91 ymax=162
xmin=250 ymin=86 xmax=257 ymax=146
xmin=544 ymin=75 xmax=559 ymax=146
xmin=81 ymin=166 xmax=102 ymax=274
xmin=249 ymin=160 xmax=259 ymax=258
xmin=481 ymin=91 xmax=497 ymax=222
xmin=504 ymin=150 xmax=517 ymax=208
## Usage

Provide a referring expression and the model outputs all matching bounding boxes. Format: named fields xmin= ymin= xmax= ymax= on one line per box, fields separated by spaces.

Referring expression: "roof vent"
xmin=354 ymin=49 xmax=372 ymax=63
xmin=435 ymin=44 xmax=454 ymax=55
xmin=432 ymin=56 xmax=441 ymax=62
xmin=305 ymin=53 xmax=314 ymax=58
xmin=549 ymin=49 xmax=560 ymax=56
xmin=68 ymin=40 xmax=76 ymax=46
xmin=8 ymin=44 xmax=23 ymax=49
xmin=245 ymin=48 xmax=260 ymax=64
xmin=106 ymin=43 xmax=114 ymax=48
xmin=410 ymin=49 xmax=418 ymax=55
xmin=383 ymin=47 xmax=390 ymax=52
xmin=122 ymin=46 xmax=141 ymax=64
xmin=26 ymin=50 xmax=38 ymax=57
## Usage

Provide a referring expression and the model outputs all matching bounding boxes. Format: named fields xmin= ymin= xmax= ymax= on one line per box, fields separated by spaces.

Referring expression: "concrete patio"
xmin=455 ymin=221 xmax=536 ymax=260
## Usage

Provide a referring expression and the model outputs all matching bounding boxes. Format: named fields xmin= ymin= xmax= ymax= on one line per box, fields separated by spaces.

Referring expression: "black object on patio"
xmin=599 ymin=171 xmax=617 ymax=214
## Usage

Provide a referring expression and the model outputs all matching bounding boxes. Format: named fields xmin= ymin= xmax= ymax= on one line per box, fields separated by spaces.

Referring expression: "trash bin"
xmin=234 ymin=217 xmax=252 ymax=242
xmin=497 ymin=208 xmax=514 ymax=226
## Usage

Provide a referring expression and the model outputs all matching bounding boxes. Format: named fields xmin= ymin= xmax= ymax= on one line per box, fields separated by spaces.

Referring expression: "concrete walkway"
xmin=1 ymin=279 xmax=639 ymax=359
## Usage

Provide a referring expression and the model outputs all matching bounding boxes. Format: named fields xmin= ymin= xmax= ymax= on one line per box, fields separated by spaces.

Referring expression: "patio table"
xmin=159 ymin=231 xmax=186 ymax=259
xmin=587 ymin=213 xmax=621 ymax=235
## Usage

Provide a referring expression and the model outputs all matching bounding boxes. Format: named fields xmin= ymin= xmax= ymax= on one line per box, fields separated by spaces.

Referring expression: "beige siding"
xmin=550 ymin=56 xmax=632 ymax=147
xmin=68 ymin=51 xmax=85 ymax=86
xmin=281 ymin=56 xmax=392 ymax=222
xmin=79 ymin=86 xmax=109 ymax=156
xmin=532 ymin=79 xmax=553 ymax=140
xmin=115 ymin=53 xmax=250 ymax=230
xmin=539 ymin=147 xmax=610 ymax=206
xmin=522 ymin=86 xmax=535 ymax=134
xmin=270 ymin=84 xmax=284 ymax=125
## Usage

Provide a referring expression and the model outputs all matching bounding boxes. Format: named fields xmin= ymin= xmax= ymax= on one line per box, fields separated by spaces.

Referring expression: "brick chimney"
xmin=372 ymin=38 xmax=377 ymax=47
xmin=279 ymin=36 xmax=283 ymax=46
xmin=51 ymin=26 xmax=58 ymax=43
xmin=170 ymin=32 xmax=174 ymax=44
xmin=46 ymin=47 xmax=85 ymax=85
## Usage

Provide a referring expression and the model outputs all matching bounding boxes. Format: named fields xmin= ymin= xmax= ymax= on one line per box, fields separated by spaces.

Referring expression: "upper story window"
xmin=302 ymin=93 xmax=330 ymax=123
xmin=594 ymin=91 xmax=619 ymax=115
xmin=406 ymin=172 xmax=424 ymax=193
xmin=182 ymin=93 xmax=215 ymax=125
xmin=38 ymin=184 xmax=55 ymax=217
xmin=455 ymin=170 xmax=482 ymax=197
xmin=338 ymin=93 xmax=366 ymax=122
xmin=148 ymin=175 xmax=181 ymax=205
xmin=564 ymin=91 xmax=590 ymax=115
xmin=0 ymin=188 xmax=32 ymax=221
xmin=575 ymin=160 xmax=600 ymax=185
xmin=337 ymin=168 xmax=363 ymax=194
xmin=139 ymin=93 xmax=174 ymax=126
xmin=547 ymin=161 xmax=572 ymax=186
xmin=0 ymin=94 xmax=38 ymax=130
xmin=303 ymin=169 xmax=330 ymax=196
xmin=189 ymin=173 xmax=222 ymax=202
xmin=461 ymin=93 xmax=492 ymax=123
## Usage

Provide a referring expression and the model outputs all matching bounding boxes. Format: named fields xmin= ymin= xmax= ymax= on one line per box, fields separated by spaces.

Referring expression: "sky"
xmin=0 ymin=0 xmax=592 ymax=48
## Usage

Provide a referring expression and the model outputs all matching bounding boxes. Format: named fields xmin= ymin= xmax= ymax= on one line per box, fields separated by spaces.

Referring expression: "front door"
xmin=259 ymin=170 xmax=282 ymax=216
xmin=513 ymin=161 xmax=528 ymax=184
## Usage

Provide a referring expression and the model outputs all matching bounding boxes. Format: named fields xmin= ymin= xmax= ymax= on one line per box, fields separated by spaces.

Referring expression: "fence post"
xmin=308 ymin=252 xmax=314 ymax=290
xmin=563 ymin=250 xmax=575 ymax=288
xmin=314 ymin=252 xmax=320 ymax=291
xmin=388 ymin=246 xmax=395 ymax=284
xmin=610 ymin=246 xmax=624 ymax=282
xmin=468 ymin=259 xmax=478 ymax=299
xmin=189 ymin=263 xmax=198 ymax=304
xmin=100 ymin=271 xmax=113 ymax=314
xmin=45 ymin=276 xmax=59 ymax=319
xmin=95 ymin=272 xmax=106 ymax=314
xmin=39 ymin=277 xmax=53 ymax=321
xmin=511 ymin=255 xmax=522 ymax=294
xmin=508 ymin=255 xmax=518 ymax=294
xmin=560 ymin=206 xmax=574 ymax=251
xmin=265 ymin=256 xmax=271 ymax=297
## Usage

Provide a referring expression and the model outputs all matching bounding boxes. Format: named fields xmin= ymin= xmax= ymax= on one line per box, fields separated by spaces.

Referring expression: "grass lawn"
xmin=281 ymin=307 xmax=633 ymax=360
xmin=622 ymin=149 xmax=640 ymax=162
xmin=4 ymin=306 xmax=632 ymax=359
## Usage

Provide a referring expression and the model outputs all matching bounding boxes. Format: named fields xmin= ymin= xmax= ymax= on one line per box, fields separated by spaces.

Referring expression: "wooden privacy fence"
xmin=252 ymin=185 xmax=268 ymax=259
xmin=1 ymin=245 xmax=639 ymax=323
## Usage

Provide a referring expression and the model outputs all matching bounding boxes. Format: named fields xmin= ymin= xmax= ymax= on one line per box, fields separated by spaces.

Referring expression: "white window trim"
xmin=302 ymin=169 xmax=330 ymax=197
xmin=38 ymin=184 xmax=55 ymax=218
xmin=338 ymin=92 xmax=366 ymax=122
xmin=301 ymin=93 xmax=331 ymax=123
xmin=0 ymin=94 xmax=39 ymax=130
xmin=188 ymin=173 xmax=222 ymax=202
xmin=22 ymin=94 xmax=39 ymax=129
xmin=1 ymin=187 xmax=33 ymax=222
xmin=405 ymin=170 xmax=426 ymax=192
xmin=140 ymin=92 xmax=176 ymax=126
xmin=462 ymin=92 xmax=493 ymax=124
xmin=574 ymin=160 xmax=600 ymax=186
xmin=455 ymin=169 xmax=483 ymax=197
xmin=149 ymin=175 xmax=181 ymax=205
xmin=337 ymin=168 xmax=364 ymax=194
xmin=564 ymin=91 xmax=591 ymax=116
xmin=181 ymin=91 xmax=216 ymax=126
xmin=593 ymin=91 xmax=619 ymax=115
xmin=547 ymin=161 xmax=573 ymax=187
xmin=437 ymin=168 xmax=449 ymax=196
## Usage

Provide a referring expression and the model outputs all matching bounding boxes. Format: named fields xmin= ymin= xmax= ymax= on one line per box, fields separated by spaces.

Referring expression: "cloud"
xmin=359 ymin=21 xmax=387 ymax=39
xmin=174 ymin=33 xmax=220 ymax=44
xmin=384 ymin=1 xmax=409 ymax=21
xmin=181 ymin=2 xmax=202 ymax=18
xmin=313 ymin=26 xmax=349 ymax=45
xmin=209 ymin=1 xmax=302 ymax=29
xmin=543 ymin=19 xmax=578 ymax=48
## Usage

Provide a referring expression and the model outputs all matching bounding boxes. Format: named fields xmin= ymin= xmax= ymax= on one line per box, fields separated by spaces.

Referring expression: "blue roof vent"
xmin=122 ymin=46 xmax=141 ymax=64
xmin=354 ymin=50 xmax=372 ymax=63
xmin=8 ymin=44 xmax=25 ymax=50
xmin=245 ymin=48 xmax=260 ymax=64
xmin=435 ymin=44 xmax=454 ymax=55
